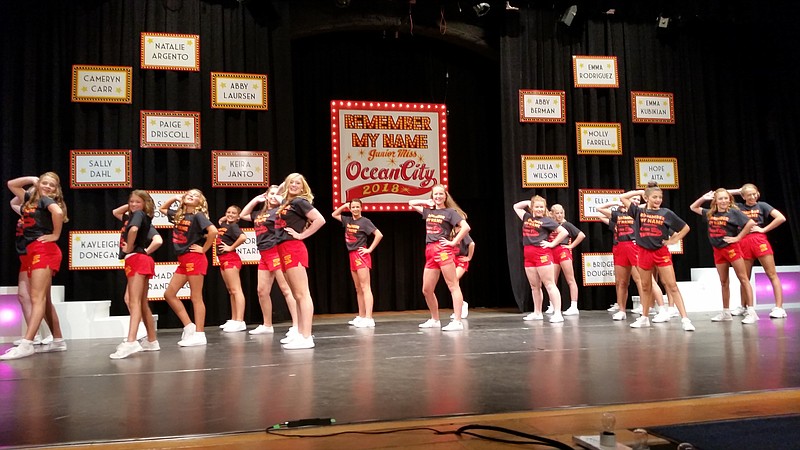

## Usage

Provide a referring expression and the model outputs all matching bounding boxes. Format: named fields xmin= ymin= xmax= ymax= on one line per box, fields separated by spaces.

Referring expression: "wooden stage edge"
xmin=47 ymin=389 xmax=800 ymax=450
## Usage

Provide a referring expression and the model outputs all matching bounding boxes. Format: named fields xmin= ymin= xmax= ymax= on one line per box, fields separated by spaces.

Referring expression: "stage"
xmin=1 ymin=308 xmax=798 ymax=448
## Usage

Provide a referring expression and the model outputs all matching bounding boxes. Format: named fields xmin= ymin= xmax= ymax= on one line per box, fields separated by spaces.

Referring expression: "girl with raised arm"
xmin=332 ymin=198 xmax=383 ymax=328
xmin=730 ymin=183 xmax=787 ymax=319
xmin=2 ymin=173 xmax=68 ymax=360
xmin=597 ymin=198 xmax=665 ymax=321
xmin=159 ymin=189 xmax=217 ymax=347
xmin=110 ymin=190 xmax=163 ymax=359
xmin=513 ymin=195 xmax=568 ymax=323
xmin=621 ymin=183 xmax=694 ymax=331
xmin=274 ymin=174 xmax=326 ymax=349
xmin=240 ymin=185 xmax=299 ymax=340
xmin=690 ymin=189 xmax=756 ymax=323
xmin=409 ymin=185 xmax=470 ymax=331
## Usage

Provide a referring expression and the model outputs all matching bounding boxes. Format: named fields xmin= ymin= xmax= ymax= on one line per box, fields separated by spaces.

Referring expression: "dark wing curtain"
xmin=0 ymin=0 xmax=295 ymax=327
xmin=500 ymin=7 xmax=800 ymax=311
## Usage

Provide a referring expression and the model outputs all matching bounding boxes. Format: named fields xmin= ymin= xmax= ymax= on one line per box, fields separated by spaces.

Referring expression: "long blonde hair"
xmin=24 ymin=171 xmax=69 ymax=223
xmin=529 ymin=195 xmax=547 ymax=216
xmin=174 ymin=189 xmax=209 ymax=224
xmin=280 ymin=173 xmax=314 ymax=204
xmin=130 ymin=189 xmax=155 ymax=218
xmin=707 ymin=188 xmax=739 ymax=219
xmin=430 ymin=184 xmax=464 ymax=212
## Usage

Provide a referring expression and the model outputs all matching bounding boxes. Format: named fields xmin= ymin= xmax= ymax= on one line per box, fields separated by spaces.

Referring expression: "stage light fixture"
xmin=334 ymin=0 xmax=351 ymax=8
xmin=658 ymin=16 xmax=670 ymax=28
xmin=473 ymin=2 xmax=490 ymax=17
xmin=560 ymin=4 xmax=578 ymax=26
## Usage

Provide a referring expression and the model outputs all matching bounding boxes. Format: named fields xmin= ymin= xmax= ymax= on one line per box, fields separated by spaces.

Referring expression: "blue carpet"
xmin=648 ymin=414 xmax=800 ymax=450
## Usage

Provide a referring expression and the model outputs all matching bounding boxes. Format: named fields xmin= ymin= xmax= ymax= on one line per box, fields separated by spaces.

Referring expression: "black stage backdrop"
xmin=1 ymin=1 xmax=798 ymax=327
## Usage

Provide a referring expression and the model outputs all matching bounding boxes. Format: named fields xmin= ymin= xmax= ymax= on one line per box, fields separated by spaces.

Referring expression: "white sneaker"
xmin=418 ymin=319 xmax=441 ymax=328
xmin=283 ymin=335 xmax=315 ymax=349
xmin=14 ymin=335 xmax=42 ymax=346
xmin=140 ymin=339 xmax=160 ymax=351
xmin=607 ymin=304 xmax=620 ymax=312
xmin=769 ymin=307 xmax=787 ymax=319
xmin=730 ymin=306 xmax=746 ymax=316
xmin=110 ymin=340 xmax=143 ymax=359
xmin=549 ymin=314 xmax=564 ymax=323
xmin=630 ymin=316 xmax=651 ymax=328
xmin=178 ymin=332 xmax=207 ymax=347
xmin=354 ymin=318 xmax=375 ymax=328
xmin=652 ymin=311 xmax=672 ymax=323
xmin=35 ymin=338 xmax=67 ymax=353
xmin=280 ymin=328 xmax=300 ymax=344
xmin=669 ymin=306 xmax=680 ymax=318
xmin=222 ymin=321 xmax=247 ymax=333
xmin=41 ymin=335 xmax=53 ymax=345
xmin=612 ymin=311 xmax=627 ymax=321
xmin=1 ymin=340 xmax=35 ymax=360
xmin=181 ymin=323 xmax=196 ymax=340
xmin=219 ymin=320 xmax=233 ymax=329
xmin=711 ymin=311 xmax=733 ymax=322
xmin=348 ymin=316 xmax=363 ymax=326
xmin=563 ymin=306 xmax=580 ymax=316
xmin=450 ymin=302 xmax=469 ymax=319
xmin=442 ymin=321 xmax=463 ymax=331
xmin=248 ymin=324 xmax=274 ymax=335
xmin=632 ymin=305 xmax=643 ymax=315
xmin=742 ymin=310 xmax=760 ymax=324
xmin=681 ymin=317 xmax=696 ymax=331
xmin=544 ymin=305 xmax=554 ymax=314
xmin=523 ymin=312 xmax=543 ymax=321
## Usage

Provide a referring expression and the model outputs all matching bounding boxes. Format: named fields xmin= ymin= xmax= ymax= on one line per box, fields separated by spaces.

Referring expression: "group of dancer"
xmin=589 ymin=182 xmax=786 ymax=331
xmin=2 ymin=171 xmax=787 ymax=360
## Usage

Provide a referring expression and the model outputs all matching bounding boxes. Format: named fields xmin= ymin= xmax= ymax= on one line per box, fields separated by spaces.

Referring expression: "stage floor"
xmin=1 ymin=308 xmax=798 ymax=448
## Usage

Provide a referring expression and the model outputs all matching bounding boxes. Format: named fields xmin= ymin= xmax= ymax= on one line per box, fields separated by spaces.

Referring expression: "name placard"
xmin=211 ymin=151 xmax=269 ymax=187
xmin=582 ymin=253 xmax=615 ymax=286
xmin=71 ymin=65 xmax=132 ymax=104
xmin=211 ymin=72 xmax=268 ymax=110
xmin=150 ymin=190 xmax=184 ymax=228
xmin=635 ymin=157 xmax=679 ymax=189
xmin=140 ymin=32 xmax=199 ymax=71
xmin=211 ymin=228 xmax=259 ymax=266
xmin=522 ymin=155 xmax=568 ymax=188
xmin=140 ymin=110 xmax=201 ymax=149
xmin=631 ymin=91 xmax=675 ymax=124
xmin=69 ymin=231 xmax=124 ymax=270
xmin=518 ymin=90 xmax=566 ymax=123
xmin=331 ymin=100 xmax=447 ymax=211
xmin=573 ymin=55 xmax=619 ymax=88
xmin=70 ymin=150 xmax=131 ymax=189
xmin=576 ymin=122 xmax=622 ymax=155
xmin=148 ymin=263 xmax=190 ymax=300
xmin=579 ymin=189 xmax=624 ymax=222
xmin=668 ymin=238 xmax=684 ymax=255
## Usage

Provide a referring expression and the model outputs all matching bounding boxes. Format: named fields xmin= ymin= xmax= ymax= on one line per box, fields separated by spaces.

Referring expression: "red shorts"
xmin=524 ymin=245 xmax=553 ymax=268
xmin=218 ymin=251 xmax=242 ymax=271
xmin=26 ymin=241 xmax=62 ymax=275
xmin=424 ymin=243 xmax=456 ymax=269
xmin=125 ymin=253 xmax=155 ymax=279
xmin=278 ymin=240 xmax=309 ymax=270
xmin=18 ymin=253 xmax=31 ymax=274
xmin=176 ymin=252 xmax=208 ymax=276
xmin=740 ymin=233 xmax=773 ymax=259
xmin=713 ymin=243 xmax=743 ymax=265
xmin=637 ymin=246 xmax=672 ymax=270
xmin=349 ymin=250 xmax=372 ymax=271
xmin=258 ymin=247 xmax=282 ymax=272
xmin=456 ymin=257 xmax=470 ymax=272
xmin=552 ymin=246 xmax=573 ymax=263
xmin=613 ymin=241 xmax=638 ymax=267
